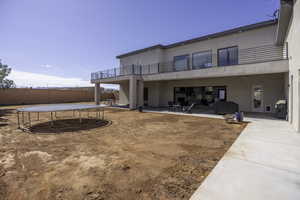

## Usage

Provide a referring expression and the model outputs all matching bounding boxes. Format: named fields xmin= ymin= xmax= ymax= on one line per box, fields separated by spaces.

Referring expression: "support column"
xmin=129 ymin=76 xmax=137 ymax=109
xmin=138 ymin=79 xmax=144 ymax=107
xmin=95 ymin=83 xmax=100 ymax=105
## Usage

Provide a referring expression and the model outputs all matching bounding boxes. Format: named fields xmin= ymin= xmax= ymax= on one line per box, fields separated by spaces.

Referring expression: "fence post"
xmin=158 ymin=63 xmax=160 ymax=73
xmin=114 ymin=68 xmax=117 ymax=77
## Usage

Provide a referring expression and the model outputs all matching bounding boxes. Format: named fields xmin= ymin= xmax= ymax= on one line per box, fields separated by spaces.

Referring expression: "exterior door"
xmin=252 ymin=85 xmax=264 ymax=112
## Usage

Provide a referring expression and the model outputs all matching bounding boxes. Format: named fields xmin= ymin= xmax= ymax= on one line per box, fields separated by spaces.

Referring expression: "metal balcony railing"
xmin=91 ymin=44 xmax=287 ymax=81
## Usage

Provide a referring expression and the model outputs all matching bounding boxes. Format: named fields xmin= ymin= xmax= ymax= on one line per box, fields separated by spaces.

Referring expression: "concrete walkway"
xmin=190 ymin=116 xmax=300 ymax=200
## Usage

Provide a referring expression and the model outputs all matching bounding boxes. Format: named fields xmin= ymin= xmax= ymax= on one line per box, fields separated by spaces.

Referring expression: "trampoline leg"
xmin=102 ymin=109 xmax=104 ymax=120
xmin=50 ymin=112 xmax=54 ymax=126
xmin=22 ymin=112 xmax=24 ymax=127
xmin=79 ymin=111 xmax=82 ymax=124
xmin=73 ymin=110 xmax=75 ymax=117
xmin=37 ymin=112 xmax=39 ymax=121
xmin=17 ymin=112 xmax=20 ymax=129
xmin=28 ymin=112 xmax=31 ymax=128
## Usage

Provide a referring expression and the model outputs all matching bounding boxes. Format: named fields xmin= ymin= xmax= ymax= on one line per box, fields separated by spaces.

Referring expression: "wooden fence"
xmin=0 ymin=88 xmax=115 ymax=105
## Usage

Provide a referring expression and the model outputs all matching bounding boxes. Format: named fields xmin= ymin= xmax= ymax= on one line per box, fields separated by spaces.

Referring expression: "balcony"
xmin=91 ymin=44 xmax=288 ymax=82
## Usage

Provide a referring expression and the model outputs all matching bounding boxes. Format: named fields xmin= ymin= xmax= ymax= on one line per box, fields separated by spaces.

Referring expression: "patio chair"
xmin=168 ymin=101 xmax=175 ymax=111
xmin=214 ymin=101 xmax=239 ymax=114
xmin=224 ymin=114 xmax=236 ymax=123
xmin=183 ymin=103 xmax=195 ymax=113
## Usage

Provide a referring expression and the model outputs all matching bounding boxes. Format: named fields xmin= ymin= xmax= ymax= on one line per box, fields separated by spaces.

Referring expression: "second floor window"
xmin=218 ymin=46 xmax=238 ymax=66
xmin=192 ymin=50 xmax=213 ymax=69
xmin=174 ymin=55 xmax=189 ymax=71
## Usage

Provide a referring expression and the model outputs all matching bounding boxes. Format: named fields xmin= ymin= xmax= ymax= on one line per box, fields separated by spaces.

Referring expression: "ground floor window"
xmin=174 ymin=86 xmax=227 ymax=106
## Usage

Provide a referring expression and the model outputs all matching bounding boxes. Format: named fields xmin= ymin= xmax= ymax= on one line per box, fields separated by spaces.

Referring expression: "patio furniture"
xmin=173 ymin=104 xmax=182 ymax=112
xmin=224 ymin=114 xmax=236 ymax=123
xmin=183 ymin=103 xmax=195 ymax=113
xmin=168 ymin=101 xmax=175 ymax=111
xmin=275 ymin=99 xmax=287 ymax=119
xmin=214 ymin=101 xmax=239 ymax=114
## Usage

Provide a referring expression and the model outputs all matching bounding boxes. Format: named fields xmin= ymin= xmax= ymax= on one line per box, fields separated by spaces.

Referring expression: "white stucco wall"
xmin=286 ymin=0 xmax=300 ymax=131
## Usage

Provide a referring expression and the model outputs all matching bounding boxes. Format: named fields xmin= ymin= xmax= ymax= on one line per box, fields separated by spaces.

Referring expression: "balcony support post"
xmin=129 ymin=76 xmax=137 ymax=109
xmin=137 ymin=79 xmax=144 ymax=108
xmin=95 ymin=82 xmax=101 ymax=105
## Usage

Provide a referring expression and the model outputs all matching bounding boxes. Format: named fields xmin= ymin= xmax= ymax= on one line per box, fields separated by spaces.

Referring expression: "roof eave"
xmin=116 ymin=44 xmax=164 ymax=59
xmin=275 ymin=0 xmax=293 ymax=45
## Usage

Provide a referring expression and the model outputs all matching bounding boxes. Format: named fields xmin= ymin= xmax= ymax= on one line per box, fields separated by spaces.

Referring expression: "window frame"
xmin=173 ymin=54 xmax=190 ymax=71
xmin=192 ymin=50 xmax=213 ymax=69
xmin=217 ymin=46 xmax=239 ymax=67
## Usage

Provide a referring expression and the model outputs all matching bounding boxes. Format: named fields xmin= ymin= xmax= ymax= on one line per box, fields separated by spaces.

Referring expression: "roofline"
xmin=116 ymin=19 xmax=278 ymax=59
xmin=275 ymin=0 xmax=293 ymax=45
xmin=116 ymin=45 xmax=164 ymax=59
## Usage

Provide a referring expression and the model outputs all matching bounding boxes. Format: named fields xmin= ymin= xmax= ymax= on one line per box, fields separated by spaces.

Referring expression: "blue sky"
xmin=0 ymin=0 xmax=279 ymax=88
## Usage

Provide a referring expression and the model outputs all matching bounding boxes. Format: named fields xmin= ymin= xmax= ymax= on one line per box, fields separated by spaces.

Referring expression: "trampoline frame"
xmin=16 ymin=104 xmax=106 ymax=130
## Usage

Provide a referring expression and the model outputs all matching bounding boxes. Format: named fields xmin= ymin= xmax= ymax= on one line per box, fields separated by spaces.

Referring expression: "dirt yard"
xmin=0 ymin=105 xmax=246 ymax=200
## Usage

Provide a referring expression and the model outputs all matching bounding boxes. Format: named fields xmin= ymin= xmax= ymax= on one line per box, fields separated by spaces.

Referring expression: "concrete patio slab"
xmin=190 ymin=157 xmax=300 ymax=200
xmin=190 ymin=117 xmax=300 ymax=200
xmin=228 ymin=137 xmax=300 ymax=174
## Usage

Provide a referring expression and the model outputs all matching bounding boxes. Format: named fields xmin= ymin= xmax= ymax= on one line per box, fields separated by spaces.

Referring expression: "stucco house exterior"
xmin=91 ymin=0 xmax=300 ymax=131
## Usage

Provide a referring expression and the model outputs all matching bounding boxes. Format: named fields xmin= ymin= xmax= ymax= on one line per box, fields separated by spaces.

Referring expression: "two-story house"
xmin=91 ymin=0 xmax=300 ymax=131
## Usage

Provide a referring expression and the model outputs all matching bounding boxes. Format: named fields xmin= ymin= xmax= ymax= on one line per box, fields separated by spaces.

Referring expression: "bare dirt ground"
xmin=0 ymin=105 xmax=246 ymax=200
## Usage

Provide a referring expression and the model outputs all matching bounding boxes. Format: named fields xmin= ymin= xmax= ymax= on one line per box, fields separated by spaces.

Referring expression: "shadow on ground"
xmin=0 ymin=109 xmax=15 ymax=117
xmin=29 ymin=118 xmax=112 ymax=134
xmin=0 ymin=109 xmax=15 ymax=127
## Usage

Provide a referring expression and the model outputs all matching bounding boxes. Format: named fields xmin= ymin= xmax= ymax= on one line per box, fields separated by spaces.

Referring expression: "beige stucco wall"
xmin=163 ymin=25 xmax=278 ymax=64
xmin=144 ymin=82 xmax=160 ymax=107
xmin=286 ymin=0 xmax=300 ymax=131
xmin=144 ymin=73 xmax=285 ymax=113
xmin=115 ymin=20 xmax=287 ymax=113
xmin=119 ymin=81 xmax=129 ymax=105
xmin=119 ymin=48 xmax=164 ymax=67
xmin=118 ymin=24 xmax=278 ymax=69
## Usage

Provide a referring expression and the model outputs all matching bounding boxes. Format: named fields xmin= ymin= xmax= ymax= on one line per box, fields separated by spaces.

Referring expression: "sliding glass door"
xmin=174 ymin=86 xmax=227 ymax=106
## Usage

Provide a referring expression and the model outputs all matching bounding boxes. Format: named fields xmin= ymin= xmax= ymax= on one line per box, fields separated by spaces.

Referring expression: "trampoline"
xmin=16 ymin=104 xmax=108 ymax=130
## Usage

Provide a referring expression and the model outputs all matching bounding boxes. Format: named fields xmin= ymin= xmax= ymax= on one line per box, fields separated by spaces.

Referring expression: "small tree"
xmin=0 ymin=60 xmax=16 ymax=89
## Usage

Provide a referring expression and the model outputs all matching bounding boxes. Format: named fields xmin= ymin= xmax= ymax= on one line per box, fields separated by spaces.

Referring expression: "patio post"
xmin=129 ymin=76 xmax=137 ymax=109
xmin=95 ymin=82 xmax=100 ymax=105
xmin=137 ymin=79 xmax=144 ymax=107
